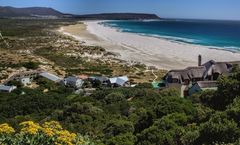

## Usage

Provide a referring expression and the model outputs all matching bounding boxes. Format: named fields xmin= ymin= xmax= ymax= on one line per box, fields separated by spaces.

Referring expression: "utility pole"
xmin=0 ymin=31 xmax=9 ymax=48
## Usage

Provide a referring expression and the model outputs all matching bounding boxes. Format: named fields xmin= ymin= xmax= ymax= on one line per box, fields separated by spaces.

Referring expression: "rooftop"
xmin=65 ymin=76 xmax=81 ymax=82
xmin=110 ymin=76 xmax=129 ymax=86
xmin=196 ymin=81 xmax=218 ymax=88
xmin=0 ymin=85 xmax=16 ymax=91
xmin=39 ymin=72 xmax=61 ymax=82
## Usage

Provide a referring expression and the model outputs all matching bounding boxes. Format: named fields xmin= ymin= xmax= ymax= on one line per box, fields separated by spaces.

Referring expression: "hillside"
xmin=0 ymin=6 xmax=65 ymax=18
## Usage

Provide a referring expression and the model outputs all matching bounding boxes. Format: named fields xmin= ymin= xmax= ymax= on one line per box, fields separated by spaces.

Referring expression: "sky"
xmin=0 ymin=0 xmax=240 ymax=20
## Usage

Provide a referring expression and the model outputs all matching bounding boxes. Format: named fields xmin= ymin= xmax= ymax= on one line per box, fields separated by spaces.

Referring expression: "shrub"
xmin=0 ymin=121 xmax=94 ymax=145
xmin=22 ymin=61 xmax=39 ymax=69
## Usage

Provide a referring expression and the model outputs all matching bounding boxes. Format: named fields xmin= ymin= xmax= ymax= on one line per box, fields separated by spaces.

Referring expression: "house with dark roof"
xmin=189 ymin=81 xmax=218 ymax=96
xmin=202 ymin=60 xmax=233 ymax=80
xmin=88 ymin=76 xmax=109 ymax=87
xmin=163 ymin=55 xmax=237 ymax=97
xmin=164 ymin=66 xmax=206 ymax=86
xmin=62 ymin=76 xmax=84 ymax=89
xmin=164 ymin=59 xmax=233 ymax=86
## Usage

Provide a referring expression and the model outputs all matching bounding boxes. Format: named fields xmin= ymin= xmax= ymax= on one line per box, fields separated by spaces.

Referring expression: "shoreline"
xmin=101 ymin=21 xmax=240 ymax=54
xmin=59 ymin=20 xmax=240 ymax=70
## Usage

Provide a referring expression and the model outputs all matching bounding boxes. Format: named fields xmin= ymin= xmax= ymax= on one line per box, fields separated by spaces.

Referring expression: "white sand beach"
xmin=60 ymin=21 xmax=240 ymax=70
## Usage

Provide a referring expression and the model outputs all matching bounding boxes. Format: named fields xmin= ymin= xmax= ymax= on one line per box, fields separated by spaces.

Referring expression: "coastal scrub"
xmin=0 ymin=121 xmax=94 ymax=145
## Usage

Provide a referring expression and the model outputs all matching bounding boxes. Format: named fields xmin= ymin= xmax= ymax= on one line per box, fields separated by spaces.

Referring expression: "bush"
xmin=0 ymin=121 xmax=94 ymax=145
xmin=22 ymin=61 xmax=39 ymax=69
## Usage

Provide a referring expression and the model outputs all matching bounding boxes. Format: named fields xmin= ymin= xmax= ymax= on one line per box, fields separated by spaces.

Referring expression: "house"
xmin=3 ymin=70 xmax=40 ymax=85
xmin=163 ymin=55 xmax=235 ymax=97
xmin=109 ymin=76 xmax=130 ymax=87
xmin=39 ymin=72 xmax=62 ymax=82
xmin=20 ymin=77 xmax=31 ymax=86
xmin=89 ymin=76 xmax=109 ymax=86
xmin=164 ymin=59 xmax=233 ymax=86
xmin=202 ymin=60 xmax=232 ymax=80
xmin=164 ymin=66 xmax=206 ymax=86
xmin=95 ymin=76 xmax=109 ymax=85
xmin=187 ymin=66 xmax=206 ymax=82
xmin=188 ymin=81 xmax=218 ymax=96
xmin=0 ymin=85 xmax=17 ymax=93
xmin=63 ymin=76 xmax=84 ymax=89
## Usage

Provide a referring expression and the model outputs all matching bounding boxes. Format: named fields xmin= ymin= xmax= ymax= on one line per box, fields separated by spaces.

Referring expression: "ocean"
xmin=101 ymin=19 xmax=240 ymax=52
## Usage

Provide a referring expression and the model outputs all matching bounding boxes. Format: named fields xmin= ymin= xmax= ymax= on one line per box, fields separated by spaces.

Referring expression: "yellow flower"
xmin=56 ymin=130 xmax=77 ymax=145
xmin=20 ymin=121 xmax=42 ymax=135
xmin=42 ymin=121 xmax=63 ymax=131
xmin=0 ymin=123 xmax=15 ymax=134
xmin=42 ymin=127 xmax=55 ymax=137
xmin=41 ymin=121 xmax=63 ymax=137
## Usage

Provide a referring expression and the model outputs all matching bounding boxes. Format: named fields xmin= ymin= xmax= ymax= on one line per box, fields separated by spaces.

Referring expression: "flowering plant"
xmin=0 ymin=121 xmax=94 ymax=145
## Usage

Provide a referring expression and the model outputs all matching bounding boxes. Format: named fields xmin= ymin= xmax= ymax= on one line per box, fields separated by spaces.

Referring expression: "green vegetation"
xmin=1 ymin=19 xmax=240 ymax=144
xmin=0 ymin=68 xmax=239 ymax=144
xmin=22 ymin=61 xmax=39 ymax=70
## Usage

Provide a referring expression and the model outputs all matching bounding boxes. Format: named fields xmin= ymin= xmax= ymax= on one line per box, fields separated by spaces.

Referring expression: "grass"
xmin=34 ymin=47 xmax=84 ymax=68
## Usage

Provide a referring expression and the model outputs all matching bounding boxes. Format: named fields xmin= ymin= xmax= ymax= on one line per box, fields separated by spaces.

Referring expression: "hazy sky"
xmin=0 ymin=0 xmax=240 ymax=20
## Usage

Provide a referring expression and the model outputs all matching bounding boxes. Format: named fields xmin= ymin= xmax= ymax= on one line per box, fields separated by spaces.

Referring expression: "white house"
xmin=20 ymin=77 xmax=31 ymax=86
xmin=109 ymin=76 xmax=130 ymax=87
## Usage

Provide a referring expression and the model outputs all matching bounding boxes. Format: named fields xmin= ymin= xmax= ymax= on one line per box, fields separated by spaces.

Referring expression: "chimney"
xmin=198 ymin=55 xmax=202 ymax=66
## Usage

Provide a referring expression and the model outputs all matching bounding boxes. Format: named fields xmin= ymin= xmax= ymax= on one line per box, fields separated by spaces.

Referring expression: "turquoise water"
xmin=101 ymin=20 xmax=240 ymax=52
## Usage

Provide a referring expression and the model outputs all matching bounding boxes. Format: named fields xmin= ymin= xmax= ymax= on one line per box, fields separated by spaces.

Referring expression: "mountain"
xmin=0 ymin=6 xmax=66 ymax=18
xmin=0 ymin=6 xmax=160 ymax=20
xmin=74 ymin=13 xmax=160 ymax=20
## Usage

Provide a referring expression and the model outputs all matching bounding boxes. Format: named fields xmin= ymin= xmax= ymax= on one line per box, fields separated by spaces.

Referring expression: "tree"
xmin=211 ymin=67 xmax=240 ymax=110
xmin=105 ymin=133 xmax=135 ymax=145
xmin=104 ymin=92 xmax=130 ymax=116
xmin=130 ymin=108 xmax=154 ymax=134
xmin=226 ymin=97 xmax=240 ymax=126
xmin=7 ymin=80 xmax=23 ymax=88
xmin=103 ymin=119 xmax=135 ymax=144
xmin=103 ymin=119 xmax=134 ymax=137
xmin=197 ymin=112 xmax=240 ymax=144
xmin=136 ymin=83 xmax=152 ymax=89
xmin=104 ymin=92 xmax=125 ymax=105
xmin=22 ymin=61 xmax=39 ymax=69
xmin=136 ymin=113 xmax=189 ymax=145
xmin=154 ymin=96 xmax=197 ymax=119
xmin=214 ymin=75 xmax=240 ymax=110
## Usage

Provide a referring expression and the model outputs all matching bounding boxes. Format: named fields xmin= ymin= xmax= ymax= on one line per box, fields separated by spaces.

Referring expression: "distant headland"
xmin=0 ymin=6 xmax=160 ymax=20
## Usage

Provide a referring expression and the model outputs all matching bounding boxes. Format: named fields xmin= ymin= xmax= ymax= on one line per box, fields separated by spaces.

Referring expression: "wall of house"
xmin=189 ymin=85 xmax=201 ymax=96
xmin=20 ymin=78 xmax=31 ymax=86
